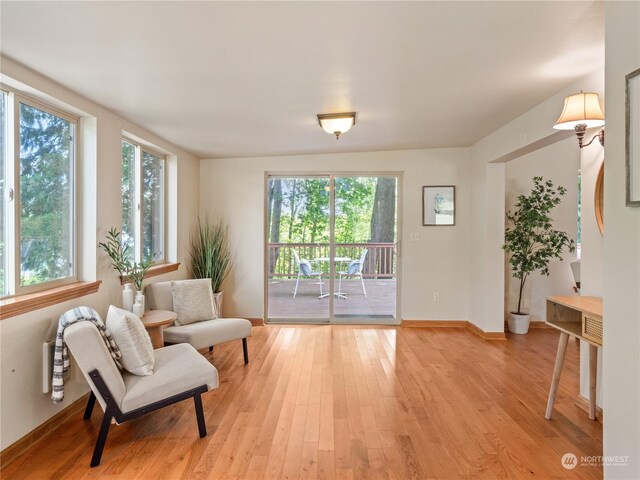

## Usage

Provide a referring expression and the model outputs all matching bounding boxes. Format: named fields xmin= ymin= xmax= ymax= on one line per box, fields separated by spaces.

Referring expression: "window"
xmin=121 ymin=139 xmax=165 ymax=263
xmin=142 ymin=151 xmax=164 ymax=260
xmin=121 ymin=140 xmax=136 ymax=262
xmin=0 ymin=92 xmax=77 ymax=297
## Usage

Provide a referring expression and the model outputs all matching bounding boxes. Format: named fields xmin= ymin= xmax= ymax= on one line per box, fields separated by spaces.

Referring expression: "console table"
xmin=545 ymin=295 xmax=603 ymax=420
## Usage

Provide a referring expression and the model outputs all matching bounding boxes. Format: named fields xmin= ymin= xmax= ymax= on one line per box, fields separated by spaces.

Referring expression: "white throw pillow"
xmin=105 ymin=305 xmax=154 ymax=376
xmin=171 ymin=279 xmax=217 ymax=325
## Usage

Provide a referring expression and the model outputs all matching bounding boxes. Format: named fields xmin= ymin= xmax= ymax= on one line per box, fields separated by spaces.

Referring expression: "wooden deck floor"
xmin=1 ymin=326 xmax=602 ymax=479
xmin=268 ymin=279 xmax=397 ymax=320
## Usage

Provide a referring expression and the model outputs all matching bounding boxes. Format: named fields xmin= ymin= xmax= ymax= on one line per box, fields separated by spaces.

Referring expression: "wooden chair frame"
xmin=84 ymin=368 xmax=208 ymax=467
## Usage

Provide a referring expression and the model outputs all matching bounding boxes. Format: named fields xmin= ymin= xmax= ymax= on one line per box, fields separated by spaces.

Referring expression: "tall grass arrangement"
xmin=189 ymin=218 xmax=233 ymax=293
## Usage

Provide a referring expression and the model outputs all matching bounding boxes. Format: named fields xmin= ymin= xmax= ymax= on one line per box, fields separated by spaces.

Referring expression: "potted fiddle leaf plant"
xmin=503 ymin=177 xmax=575 ymax=334
xmin=188 ymin=217 xmax=233 ymax=317
xmin=99 ymin=227 xmax=153 ymax=316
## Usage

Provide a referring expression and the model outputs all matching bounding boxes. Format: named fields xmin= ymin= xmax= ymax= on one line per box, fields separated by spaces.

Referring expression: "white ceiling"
xmin=0 ymin=1 xmax=604 ymax=159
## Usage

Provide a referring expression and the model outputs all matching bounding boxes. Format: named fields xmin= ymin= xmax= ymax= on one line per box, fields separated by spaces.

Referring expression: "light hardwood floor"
xmin=1 ymin=325 xmax=602 ymax=479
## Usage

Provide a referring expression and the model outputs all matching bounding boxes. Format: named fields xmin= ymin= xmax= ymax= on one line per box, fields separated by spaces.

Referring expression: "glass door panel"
xmin=332 ymin=176 xmax=398 ymax=321
xmin=266 ymin=176 xmax=330 ymax=321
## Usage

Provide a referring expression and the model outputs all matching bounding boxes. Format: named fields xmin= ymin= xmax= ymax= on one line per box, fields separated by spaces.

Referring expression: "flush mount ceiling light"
xmin=317 ymin=112 xmax=356 ymax=139
xmin=553 ymin=91 xmax=605 ymax=148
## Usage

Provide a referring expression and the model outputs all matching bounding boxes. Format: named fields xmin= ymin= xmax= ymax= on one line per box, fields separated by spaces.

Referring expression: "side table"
xmin=140 ymin=310 xmax=177 ymax=349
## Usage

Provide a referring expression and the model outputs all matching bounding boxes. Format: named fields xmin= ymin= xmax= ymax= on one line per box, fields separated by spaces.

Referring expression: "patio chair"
xmin=337 ymin=249 xmax=368 ymax=298
xmin=292 ymin=249 xmax=324 ymax=298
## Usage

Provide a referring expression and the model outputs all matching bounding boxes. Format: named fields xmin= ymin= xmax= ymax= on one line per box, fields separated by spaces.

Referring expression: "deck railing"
xmin=268 ymin=243 xmax=396 ymax=279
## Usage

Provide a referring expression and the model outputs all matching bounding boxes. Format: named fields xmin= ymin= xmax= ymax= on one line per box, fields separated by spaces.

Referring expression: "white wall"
xmin=0 ymin=57 xmax=200 ymax=451
xmin=603 ymin=2 xmax=640 ymax=477
xmin=199 ymin=148 xmax=471 ymax=323
xmin=504 ymin=138 xmax=580 ymax=321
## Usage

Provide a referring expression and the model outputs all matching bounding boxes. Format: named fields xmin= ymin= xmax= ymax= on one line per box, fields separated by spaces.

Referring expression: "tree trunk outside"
xmin=369 ymin=178 xmax=396 ymax=278
xmin=267 ymin=182 xmax=273 ymax=240
xmin=266 ymin=182 xmax=273 ymax=275
xmin=288 ymin=179 xmax=297 ymax=241
xmin=269 ymin=179 xmax=282 ymax=275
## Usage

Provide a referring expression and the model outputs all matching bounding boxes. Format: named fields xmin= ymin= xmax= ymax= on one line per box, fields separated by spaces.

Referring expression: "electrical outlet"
xmin=433 ymin=292 xmax=440 ymax=302
xmin=409 ymin=232 xmax=419 ymax=242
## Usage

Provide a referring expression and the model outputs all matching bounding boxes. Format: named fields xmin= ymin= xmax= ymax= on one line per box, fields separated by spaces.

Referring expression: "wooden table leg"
xmin=146 ymin=327 xmax=164 ymax=349
xmin=545 ymin=332 xmax=570 ymax=419
xmin=589 ymin=344 xmax=598 ymax=420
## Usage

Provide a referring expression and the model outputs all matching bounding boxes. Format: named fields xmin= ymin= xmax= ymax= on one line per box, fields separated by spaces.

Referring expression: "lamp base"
xmin=575 ymin=124 xmax=605 ymax=148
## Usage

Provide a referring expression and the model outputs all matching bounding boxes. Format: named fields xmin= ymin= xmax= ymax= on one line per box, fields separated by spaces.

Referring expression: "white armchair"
xmin=145 ymin=280 xmax=252 ymax=362
xmin=64 ymin=321 xmax=218 ymax=467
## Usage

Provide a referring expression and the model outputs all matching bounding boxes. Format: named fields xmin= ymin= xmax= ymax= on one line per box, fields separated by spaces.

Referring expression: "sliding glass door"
xmin=333 ymin=175 xmax=398 ymax=320
xmin=266 ymin=176 xmax=330 ymax=321
xmin=265 ymin=173 xmax=400 ymax=324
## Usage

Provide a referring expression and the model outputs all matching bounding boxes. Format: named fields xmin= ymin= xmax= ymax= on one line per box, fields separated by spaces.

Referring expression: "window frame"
xmin=1 ymin=90 xmax=79 ymax=298
xmin=121 ymin=136 xmax=167 ymax=264
xmin=1 ymin=89 xmax=10 ymax=297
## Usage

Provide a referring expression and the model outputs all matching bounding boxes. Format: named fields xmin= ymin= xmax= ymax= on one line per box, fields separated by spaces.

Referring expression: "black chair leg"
xmin=194 ymin=393 xmax=207 ymax=438
xmin=84 ymin=392 xmax=97 ymax=420
xmin=242 ymin=338 xmax=249 ymax=364
xmin=209 ymin=346 xmax=213 ymax=352
xmin=90 ymin=410 xmax=113 ymax=467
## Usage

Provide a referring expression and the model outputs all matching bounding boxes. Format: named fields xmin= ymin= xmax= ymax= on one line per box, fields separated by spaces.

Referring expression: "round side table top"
xmin=140 ymin=310 xmax=177 ymax=328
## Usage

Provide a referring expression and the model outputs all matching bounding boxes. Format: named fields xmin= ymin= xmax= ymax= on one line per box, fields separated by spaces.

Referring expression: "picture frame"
xmin=626 ymin=67 xmax=640 ymax=206
xmin=422 ymin=185 xmax=455 ymax=226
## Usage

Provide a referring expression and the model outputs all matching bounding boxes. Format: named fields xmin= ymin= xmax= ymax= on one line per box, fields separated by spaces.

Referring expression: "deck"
xmin=267 ymin=278 xmax=397 ymax=320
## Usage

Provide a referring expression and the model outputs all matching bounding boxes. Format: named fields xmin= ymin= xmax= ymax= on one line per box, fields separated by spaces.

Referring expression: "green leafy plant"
xmin=188 ymin=218 xmax=233 ymax=293
xmin=503 ymin=177 xmax=575 ymax=315
xmin=99 ymin=227 xmax=153 ymax=290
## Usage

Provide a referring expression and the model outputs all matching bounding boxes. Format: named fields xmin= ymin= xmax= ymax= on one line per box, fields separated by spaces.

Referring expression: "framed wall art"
xmin=626 ymin=67 xmax=640 ymax=206
xmin=422 ymin=186 xmax=455 ymax=226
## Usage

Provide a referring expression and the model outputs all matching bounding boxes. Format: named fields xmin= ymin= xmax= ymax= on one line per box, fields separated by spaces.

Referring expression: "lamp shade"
xmin=317 ymin=112 xmax=356 ymax=138
xmin=553 ymin=92 xmax=605 ymax=130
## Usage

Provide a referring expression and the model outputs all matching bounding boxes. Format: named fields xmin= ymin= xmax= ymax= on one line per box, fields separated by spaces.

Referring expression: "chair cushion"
xmin=121 ymin=343 xmax=219 ymax=412
xmin=145 ymin=281 xmax=174 ymax=311
xmin=105 ymin=306 xmax=154 ymax=376
xmin=348 ymin=260 xmax=361 ymax=275
xmin=171 ymin=279 xmax=217 ymax=325
xmin=164 ymin=318 xmax=252 ymax=350
xmin=299 ymin=260 xmax=313 ymax=276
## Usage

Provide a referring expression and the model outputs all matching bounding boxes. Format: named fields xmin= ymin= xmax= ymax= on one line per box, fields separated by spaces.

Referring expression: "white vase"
xmin=213 ymin=291 xmax=223 ymax=317
xmin=508 ymin=313 xmax=531 ymax=334
xmin=132 ymin=291 xmax=145 ymax=318
xmin=122 ymin=284 xmax=134 ymax=312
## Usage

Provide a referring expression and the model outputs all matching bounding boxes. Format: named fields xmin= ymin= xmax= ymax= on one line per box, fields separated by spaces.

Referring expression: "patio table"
xmin=315 ymin=257 xmax=352 ymax=299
